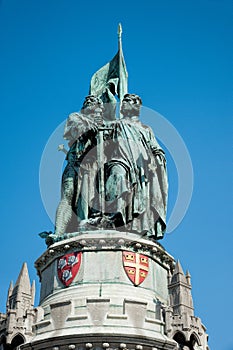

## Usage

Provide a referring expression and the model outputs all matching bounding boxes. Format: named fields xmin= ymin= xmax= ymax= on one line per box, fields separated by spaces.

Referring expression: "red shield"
xmin=122 ymin=251 xmax=149 ymax=286
xmin=57 ymin=251 xmax=82 ymax=287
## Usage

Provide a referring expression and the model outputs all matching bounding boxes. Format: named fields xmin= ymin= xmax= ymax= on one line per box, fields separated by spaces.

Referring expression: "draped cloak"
xmin=104 ymin=117 xmax=168 ymax=239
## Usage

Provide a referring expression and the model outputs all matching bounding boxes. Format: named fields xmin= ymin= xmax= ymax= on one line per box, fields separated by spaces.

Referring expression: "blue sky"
xmin=0 ymin=1 xmax=232 ymax=349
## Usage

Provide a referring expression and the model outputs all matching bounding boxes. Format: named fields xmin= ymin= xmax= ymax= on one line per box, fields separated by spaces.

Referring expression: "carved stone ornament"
xmin=57 ymin=251 xmax=82 ymax=287
xmin=122 ymin=251 xmax=149 ymax=286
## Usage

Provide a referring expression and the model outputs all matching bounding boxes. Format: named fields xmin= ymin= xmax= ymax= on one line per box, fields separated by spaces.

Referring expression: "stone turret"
xmin=6 ymin=281 xmax=13 ymax=312
xmin=0 ymin=263 xmax=36 ymax=349
xmin=168 ymin=260 xmax=194 ymax=316
xmin=165 ymin=261 xmax=209 ymax=350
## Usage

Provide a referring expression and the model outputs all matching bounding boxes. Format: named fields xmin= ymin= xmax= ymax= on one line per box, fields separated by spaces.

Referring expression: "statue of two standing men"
xmin=54 ymin=94 xmax=168 ymax=241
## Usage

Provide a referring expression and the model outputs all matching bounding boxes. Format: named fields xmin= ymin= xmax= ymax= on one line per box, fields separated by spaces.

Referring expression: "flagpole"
xmin=118 ymin=23 xmax=123 ymax=118
xmin=118 ymin=23 xmax=123 ymax=54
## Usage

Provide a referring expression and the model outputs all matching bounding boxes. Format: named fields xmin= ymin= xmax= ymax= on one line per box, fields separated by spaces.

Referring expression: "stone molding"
xmin=21 ymin=333 xmax=178 ymax=350
xmin=35 ymin=231 xmax=175 ymax=280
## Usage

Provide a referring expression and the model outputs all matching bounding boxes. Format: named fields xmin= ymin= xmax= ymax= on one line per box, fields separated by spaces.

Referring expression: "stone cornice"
xmin=35 ymin=231 xmax=175 ymax=280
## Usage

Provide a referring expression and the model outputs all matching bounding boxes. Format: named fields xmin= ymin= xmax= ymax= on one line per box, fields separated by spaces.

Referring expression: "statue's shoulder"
xmin=67 ymin=112 xmax=84 ymax=122
xmin=139 ymin=122 xmax=155 ymax=136
xmin=67 ymin=112 xmax=95 ymax=127
xmin=69 ymin=112 xmax=80 ymax=118
xmin=138 ymin=120 xmax=151 ymax=130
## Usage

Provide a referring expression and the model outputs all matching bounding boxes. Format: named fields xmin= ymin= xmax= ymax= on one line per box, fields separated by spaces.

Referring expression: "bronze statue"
xmin=103 ymin=94 xmax=168 ymax=240
xmin=43 ymin=26 xmax=168 ymax=244
xmin=54 ymin=95 xmax=104 ymax=236
xmin=54 ymin=93 xmax=167 ymax=241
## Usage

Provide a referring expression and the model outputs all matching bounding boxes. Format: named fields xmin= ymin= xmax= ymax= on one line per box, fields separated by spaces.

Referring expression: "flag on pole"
xmin=89 ymin=24 xmax=128 ymax=104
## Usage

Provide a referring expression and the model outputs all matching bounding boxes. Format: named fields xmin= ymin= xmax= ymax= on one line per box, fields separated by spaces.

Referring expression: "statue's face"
xmin=82 ymin=96 xmax=103 ymax=115
xmin=121 ymin=95 xmax=140 ymax=117
xmin=83 ymin=97 xmax=99 ymax=109
xmin=121 ymin=96 xmax=135 ymax=116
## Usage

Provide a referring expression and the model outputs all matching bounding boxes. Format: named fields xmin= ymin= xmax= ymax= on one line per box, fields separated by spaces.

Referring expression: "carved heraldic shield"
xmin=122 ymin=251 xmax=149 ymax=286
xmin=57 ymin=251 xmax=82 ymax=287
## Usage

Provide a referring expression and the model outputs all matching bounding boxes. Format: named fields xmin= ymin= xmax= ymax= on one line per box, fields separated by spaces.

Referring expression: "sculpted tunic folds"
xmin=104 ymin=117 xmax=167 ymax=239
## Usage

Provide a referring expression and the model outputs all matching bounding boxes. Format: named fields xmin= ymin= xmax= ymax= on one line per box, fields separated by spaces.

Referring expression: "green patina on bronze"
xmin=40 ymin=25 xmax=168 ymax=246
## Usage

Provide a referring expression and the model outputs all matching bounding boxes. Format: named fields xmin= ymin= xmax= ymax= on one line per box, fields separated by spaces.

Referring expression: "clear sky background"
xmin=0 ymin=1 xmax=232 ymax=349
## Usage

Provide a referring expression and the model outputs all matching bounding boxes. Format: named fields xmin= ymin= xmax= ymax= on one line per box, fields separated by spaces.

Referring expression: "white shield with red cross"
xmin=57 ymin=251 xmax=82 ymax=287
xmin=122 ymin=251 xmax=149 ymax=286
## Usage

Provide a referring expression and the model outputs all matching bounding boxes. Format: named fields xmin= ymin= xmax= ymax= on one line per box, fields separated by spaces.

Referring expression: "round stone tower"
xmin=21 ymin=231 xmax=177 ymax=350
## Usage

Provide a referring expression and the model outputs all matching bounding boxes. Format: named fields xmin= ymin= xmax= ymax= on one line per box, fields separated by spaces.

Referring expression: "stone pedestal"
xmin=21 ymin=231 xmax=178 ymax=350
